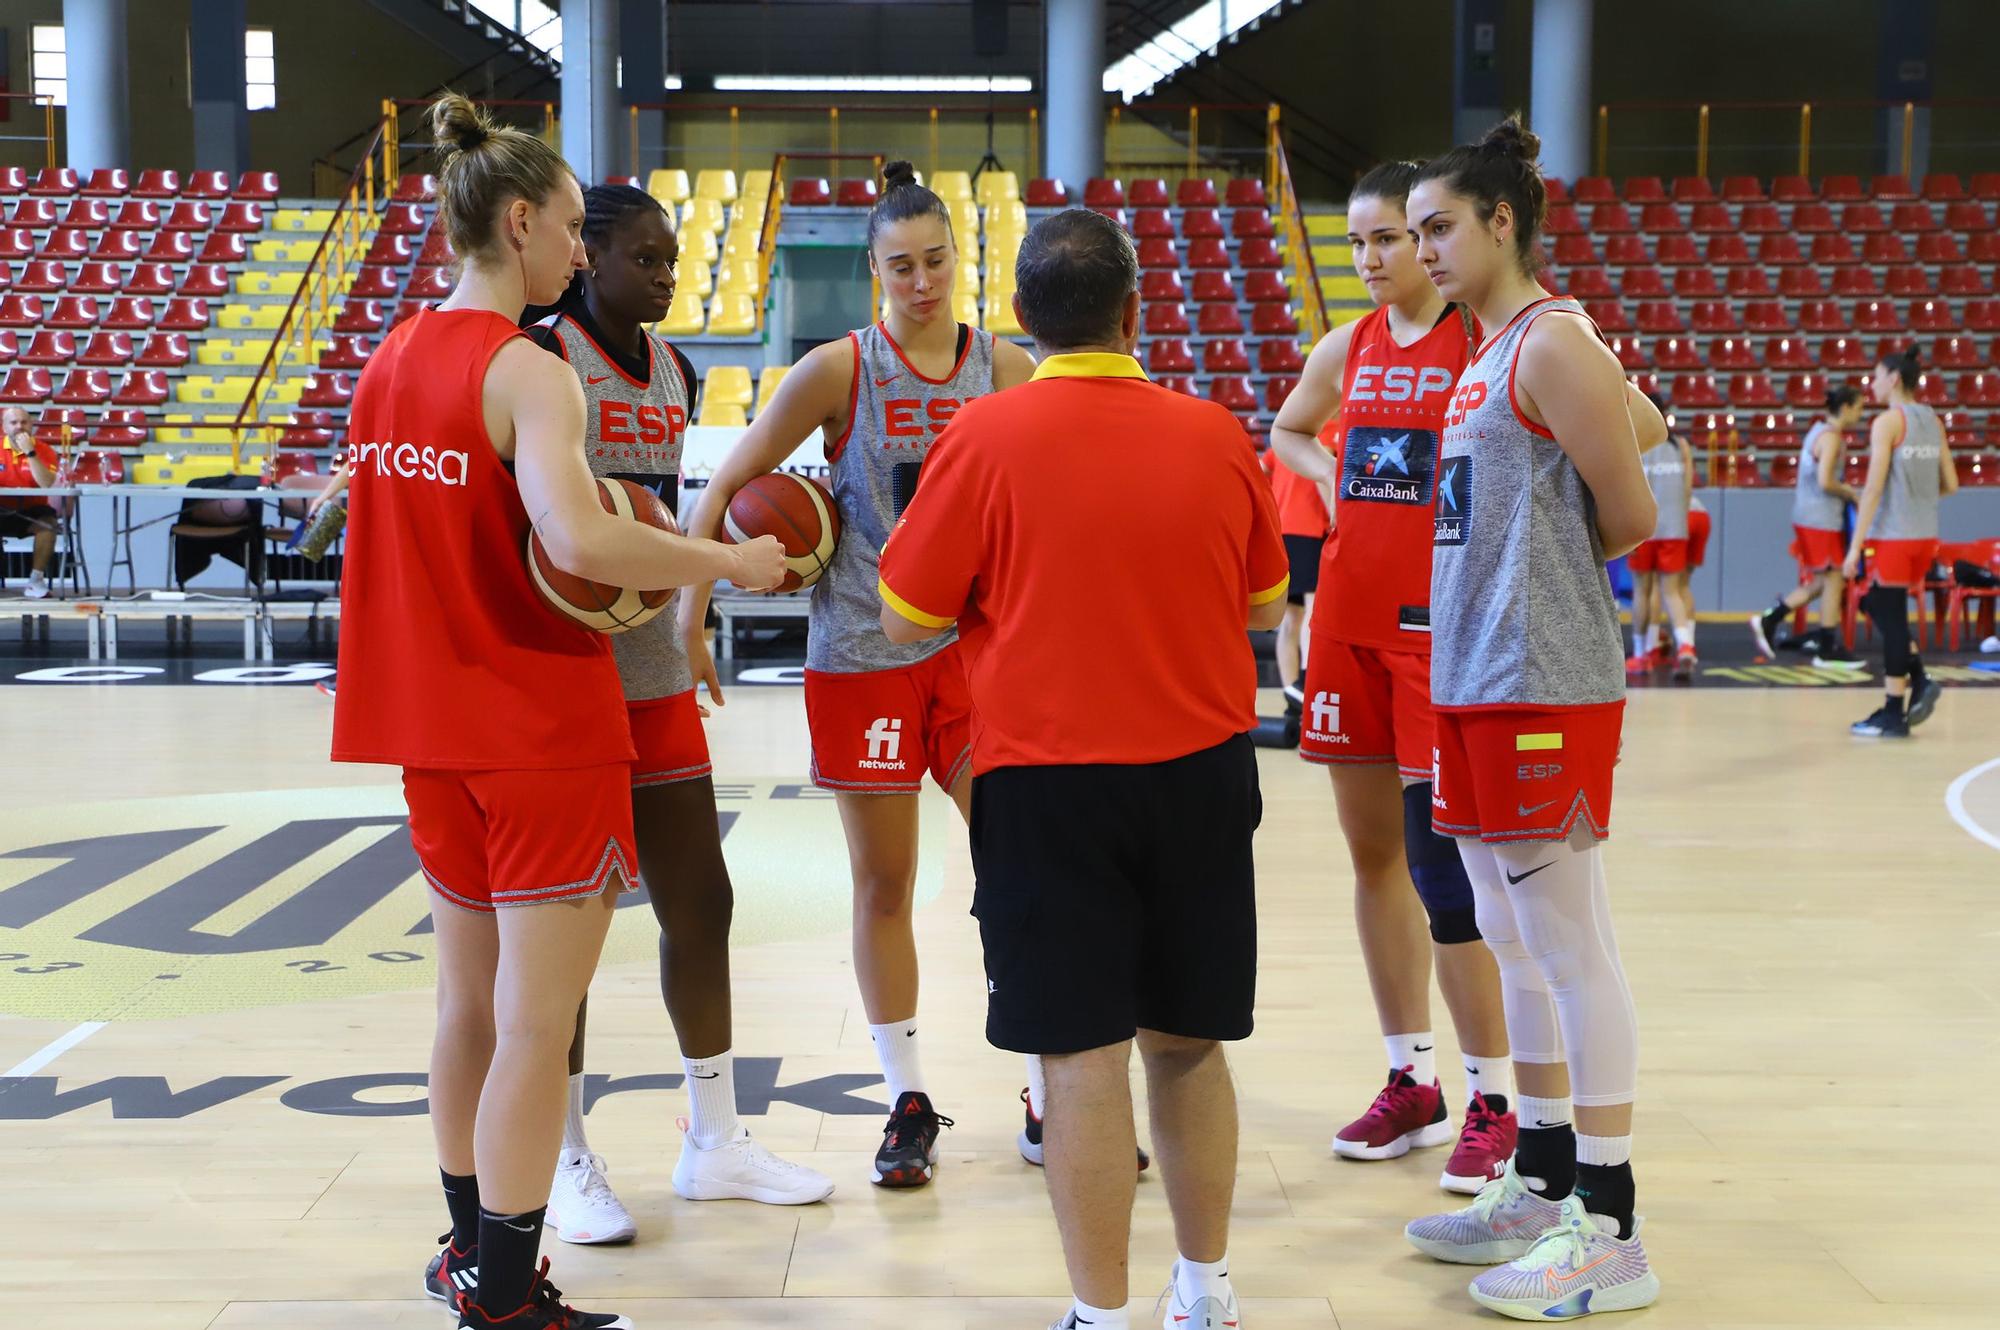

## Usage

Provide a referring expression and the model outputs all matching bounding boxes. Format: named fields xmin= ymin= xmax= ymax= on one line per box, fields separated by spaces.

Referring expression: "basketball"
xmin=527 ymin=476 xmax=678 ymax=633
xmin=721 ymin=472 xmax=840 ymax=592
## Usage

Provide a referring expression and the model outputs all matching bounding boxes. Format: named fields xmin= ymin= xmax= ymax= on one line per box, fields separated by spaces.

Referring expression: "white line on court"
xmin=3 ymin=1021 xmax=107 ymax=1078
xmin=1945 ymin=757 xmax=2000 ymax=854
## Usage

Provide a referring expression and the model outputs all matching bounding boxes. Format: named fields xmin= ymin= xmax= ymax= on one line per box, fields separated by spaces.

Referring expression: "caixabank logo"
xmin=0 ymin=782 xmax=948 ymax=1023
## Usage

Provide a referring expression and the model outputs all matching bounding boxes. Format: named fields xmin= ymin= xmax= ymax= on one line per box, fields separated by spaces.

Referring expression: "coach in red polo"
xmin=878 ymin=207 xmax=1289 ymax=1330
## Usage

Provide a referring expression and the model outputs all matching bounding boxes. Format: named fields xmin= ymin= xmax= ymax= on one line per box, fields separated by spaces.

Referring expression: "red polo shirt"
xmin=879 ymin=352 xmax=1288 ymax=774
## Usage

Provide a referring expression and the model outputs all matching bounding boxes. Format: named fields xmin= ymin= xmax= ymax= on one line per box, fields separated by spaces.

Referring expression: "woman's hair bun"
xmin=882 ymin=159 xmax=919 ymax=191
xmin=430 ymin=92 xmax=492 ymax=154
xmin=1481 ymin=114 xmax=1542 ymax=164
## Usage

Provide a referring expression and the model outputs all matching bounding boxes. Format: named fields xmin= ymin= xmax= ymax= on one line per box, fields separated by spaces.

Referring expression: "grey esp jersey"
xmin=1430 ymin=297 xmax=1625 ymax=709
xmin=549 ymin=312 xmax=694 ymax=701
xmin=808 ymin=321 xmax=995 ymax=673
xmin=1874 ymin=402 xmax=1943 ymax=541
xmin=1641 ymin=438 xmax=1688 ymax=541
xmin=1792 ymin=421 xmax=1844 ymax=532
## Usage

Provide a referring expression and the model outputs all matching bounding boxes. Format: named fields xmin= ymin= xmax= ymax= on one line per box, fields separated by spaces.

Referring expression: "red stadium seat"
xmin=1765 ymin=336 xmax=1816 ymax=370
xmin=1820 ymin=336 xmax=1872 ymax=369
xmin=183 ymin=171 xmax=232 ymax=200
xmin=178 ymin=265 xmax=229 ymax=297
xmin=1584 ymin=299 xmax=1631 ymax=333
xmin=300 ymin=372 xmax=354 ymax=408
xmin=1690 ymin=300 xmax=1740 ymax=333
xmin=1190 ymin=271 xmax=1236 ymax=304
xmin=1144 ymin=302 xmax=1190 ymax=336
xmin=1783 ymin=371 xmax=1829 ymax=407
xmin=70 ymin=262 xmax=124 ymax=295
xmin=1729 ymin=372 xmax=1781 ymax=408
xmin=0 ymin=295 xmax=45 ymax=327
xmin=1936 ymin=336 xmax=1982 ymax=370
xmin=1917 ymin=232 xmax=1966 ymax=265
xmin=0 ymin=228 xmax=32 ymax=259
xmin=1891 ymin=201 xmax=1939 ymax=232
xmin=1636 ymin=300 xmax=1684 ymax=334
xmin=1252 ymin=303 xmax=1298 ymax=337
xmin=135 ymin=333 xmax=188 ymax=367
xmin=1758 ymin=234 xmax=1805 ymax=265
xmin=1862 ymin=233 xmax=1910 ymax=264
xmin=1672 ymin=176 xmax=1716 ymax=203
xmin=198 ymin=232 xmax=249 ymax=264
xmin=1203 ymin=338 xmax=1250 ymax=373
xmin=1923 ymin=173 xmax=1965 ymax=201
xmin=1083 ymin=178 xmax=1125 ymax=208
xmin=1973 ymin=233 xmax=2000 ymax=263
xmin=1607 ymin=334 xmax=1648 ymax=370
xmin=112 ymin=370 xmax=169 ymax=405
xmin=1238 ymin=237 xmax=1284 ymax=269
xmin=1710 ymin=337 xmax=1759 ymax=370
xmin=1197 ymin=303 xmax=1244 ymax=336
xmin=1790 ymin=202 xmax=1836 ymax=232
xmin=1560 ymin=266 xmax=1613 ymax=299
xmin=1831 ymin=267 xmax=1881 ymax=296
xmin=366 ymin=233 xmax=415 ymax=267
xmin=1089 ymin=206 xmax=1127 ymax=229
xmin=1723 ymin=175 xmax=1767 ymax=201
xmin=1573 ymin=177 xmax=1616 ymax=203
xmin=92 ymin=229 xmax=144 ymax=261
xmin=1742 ymin=301 xmax=1793 ymax=333
xmin=1225 ymin=178 xmax=1267 ymax=208
xmin=1259 ymin=339 xmax=1304 ymax=373
xmin=348 ymin=267 xmax=401 ymax=300
xmin=234 ymin=171 xmax=281 ymax=200
xmin=1552 ymin=234 xmax=1599 ymax=266
xmin=0 ymin=165 xmax=28 ymax=193
xmin=1208 ymin=375 xmax=1257 ymax=413
xmin=1266 ymin=375 xmax=1299 ymax=413
xmin=1176 ymin=178 xmax=1219 ymax=208
xmin=1155 ymin=375 xmax=1196 ymax=397
xmin=379 ymin=203 xmax=427 ymax=234
xmin=1128 ymin=178 xmax=1170 ymax=207
xmin=1638 ymin=203 xmax=1681 ymax=235
xmin=145 ymin=231 xmax=195 ymax=263
xmin=1960 ymin=371 xmax=2000 ymax=406
xmin=132 ymin=169 xmax=180 ymax=199
xmin=333 ymin=300 xmax=384 ymax=334
xmin=1811 ymin=234 xmax=1860 ymax=265
xmin=1910 ymin=299 xmax=1960 ymax=333
xmin=1543 ymin=178 xmax=1570 ymax=204
xmin=86 ymin=416 xmax=144 ymax=452
xmin=1544 ymin=204 xmax=1584 ymax=236
xmin=103 ymin=296 xmax=157 ymax=329
xmin=53 ymin=369 xmax=111 ymax=405
xmin=1760 ymin=426 xmax=1802 ymax=460
xmin=406 ymin=266 xmax=454 ymax=299
xmin=281 ymin=410 xmax=338 ymax=447
xmin=1944 ymin=201 xmax=1993 ymax=232
xmin=216 ymin=202 xmax=265 ymax=233
xmin=77 ymin=331 xmax=134 ymax=366
xmin=1623 ymin=177 xmax=1667 ymax=203
xmin=1726 ymin=268 xmax=1773 ymax=298
xmin=1025 ymin=178 xmax=1069 ymax=206
xmin=61 ymin=199 xmax=110 ymax=229
xmin=9 ymin=198 xmax=58 ymax=228
xmin=1655 ymin=233 xmax=1704 ymax=267
xmin=1941 ymin=268 xmax=1991 ymax=297
xmin=1799 ymin=300 xmax=1848 ymax=333
xmin=1132 ymin=208 xmax=1174 ymax=239
xmin=1871 ymin=174 xmax=1916 ymax=200
xmin=1840 ymin=203 xmax=1889 ymax=232
xmin=39 ymin=229 xmax=90 ymax=259
xmin=15 ymin=261 xmax=65 ymax=293
xmin=1142 ymin=270 xmax=1187 ymax=302
xmin=1147 ymin=338 xmax=1194 ymax=374
xmin=123 ymin=264 xmax=174 ymax=296
xmin=1627 ymin=371 xmax=1661 ymax=399
xmin=1886 ymin=265 xmax=1934 ymax=297
xmin=1738 ymin=202 xmax=1785 ymax=233
xmin=1619 ymin=266 xmax=1667 ymax=298
xmin=320 ymin=335 xmax=371 ymax=370
xmin=1240 ymin=271 xmax=1286 ymax=304
xmin=1671 ymin=372 xmax=1724 ymax=408
xmin=163 ymin=201 xmax=214 ymax=232
xmin=1187 ymin=238 xmax=1232 ymax=270
xmin=1821 ymin=175 xmax=1865 ymax=201
xmin=1777 ymin=266 xmax=1825 ymax=297
xmin=1914 ymin=372 xmax=1952 ymax=406
xmin=1136 ymin=237 xmax=1179 ymax=270
xmin=29 ymin=168 xmax=79 ymax=197
xmin=1680 ymin=410 xmax=1734 ymax=443
xmin=393 ymin=173 xmax=437 ymax=203
xmin=1853 ymin=300 xmax=1905 ymax=333
xmin=415 ymin=229 xmax=454 ymax=267
xmin=1230 ymin=208 xmax=1274 ymax=239
xmin=158 ymin=297 xmax=212 ymax=331
xmin=834 ymin=179 xmax=878 ymax=207
xmin=0 ymin=367 xmax=53 ymax=402
xmin=1603 ymin=235 xmax=1650 ymax=266
xmin=1653 ymin=336 xmax=1703 ymax=370
xmin=1689 ymin=202 xmax=1733 ymax=233
xmin=19 ymin=331 xmax=76 ymax=364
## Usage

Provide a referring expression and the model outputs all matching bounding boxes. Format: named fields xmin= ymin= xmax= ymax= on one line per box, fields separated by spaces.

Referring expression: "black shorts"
xmin=0 ymin=505 xmax=57 ymax=539
xmin=969 ymin=733 xmax=1261 ymax=1055
xmin=1282 ymin=533 xmax=1322 ymax=605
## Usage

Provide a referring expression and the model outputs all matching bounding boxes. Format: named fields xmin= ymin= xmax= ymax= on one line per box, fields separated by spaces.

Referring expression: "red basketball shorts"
xmin=1627 ymin=538 xmax=1689 ymax=575
xmin=403 ymin=764 xmax=638 ymax=912
xmin=804 ymin=644 xmax=973 ymax=794
xmin=1298 ymin=638 xmax=1433 ymax=780
xmin=629 ymin=689 xmax=713 ymax=788
xmin=1867 ymin=536 xmax=1939 ymax=588
xmin=1430 ymin=702 xmax=1625 ymax=845
xmin=1686 ymin=507 xmax=1711 ymax=567
xmin=1792 ymin=525 xmax=1844 ymax=573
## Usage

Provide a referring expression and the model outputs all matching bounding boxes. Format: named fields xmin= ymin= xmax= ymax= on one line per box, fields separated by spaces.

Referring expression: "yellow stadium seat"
xmin=681 ymin=197 xmax=726 ymax=237
xmin=715 ymin=258 xmax=761 ymax=295
xmin=252 ymin=237 xmax=317 ymax=263
xmin=676 ymin=256 xmax=713 ymax=299
xmin=708 ymin=292 xmax=757 ymax=337
xmin=177 ymin=453 xmax=236 ymax=479
xmin=196 ymin=338 xmax=273 ymax=367
xmin=740 ymin=169 xmax=772 ymax=201
xmin=694 ymin=169 xmax=738 ymax=204
xmin=754 ymin=364 xmax=789 ymax=414
xmin=235 ymin=269 xmax=303 ymax=296
xmin=697 ymin=400 xmax=747 ymax=428
xmin=975 ymin=170 xmax=1019 ymax=207
xmin=658 ymin=288 xmax=706 ymax=337
xmin=985 ymin=198 xmax=1027 ymax=237
xmin=687 ymin=229 xmax=720 ymax=267
xmin=217 ymin=303 xmax=286 ymax=331
xmin=985 ymin=296 xmax=1023 ymax=337
xmin=265 ymin=379 xmax=304 ymax=405
xmin=176 ymin=375 xmax=252 ymax=404
xmin=703 ymin=364 xmax=754 ymax=409
xmin=958 ymin=261 xmax=982 ymax=296
xmin=646 ymin=168 xmax=691 ymax=206
xmin=929 ymin=170 xmax=974 ymax=204
xmin=952 ymin=289 xmax=979 ymax=326
xmin=273 ymin=208 xmax=334 ymax=233
xmin=948 ymin=200 xmax=980 ymax=244
xmin=723 ymin=226 xmax=762 ymax=262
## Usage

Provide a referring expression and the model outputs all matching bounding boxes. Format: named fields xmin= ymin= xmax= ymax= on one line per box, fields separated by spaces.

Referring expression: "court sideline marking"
xmin=2 ymin=1020 xmax=106 ymax=1078
xmin=1945 ymin=756 xmax=2000 ymax=854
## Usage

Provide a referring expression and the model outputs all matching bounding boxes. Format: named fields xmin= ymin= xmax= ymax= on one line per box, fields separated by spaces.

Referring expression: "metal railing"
xmin=759 ymin=151 xmax=889 ymax=328
xmin=1594 ymin=96 xmax=2000 ymax=180
xmin=0 ymin=91 xmax=60 ymax=171
xmin=1269 ymin=105 xmax=1329 ymax=346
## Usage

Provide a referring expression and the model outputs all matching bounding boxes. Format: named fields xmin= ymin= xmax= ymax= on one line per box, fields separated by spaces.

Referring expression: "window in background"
xmin=246 ymin=28 xmax=276 ymax=111
xmin=31 ymin=25 xmax=66 ymax=106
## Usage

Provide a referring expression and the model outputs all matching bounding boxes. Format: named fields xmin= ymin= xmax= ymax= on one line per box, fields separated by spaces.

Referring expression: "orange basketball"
xmin=721 ymin=472 xmax=840 ymax=592
xmin=528 ymin=476 xmax=678 ymax=633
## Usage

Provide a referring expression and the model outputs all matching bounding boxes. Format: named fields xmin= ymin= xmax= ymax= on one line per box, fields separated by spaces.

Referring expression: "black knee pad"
xmin=1402 ymin=782 xmax=1481 ymax=944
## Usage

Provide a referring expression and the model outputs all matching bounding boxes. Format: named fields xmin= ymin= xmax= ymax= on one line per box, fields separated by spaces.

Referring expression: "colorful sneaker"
xmin=1905 ymin=675 xmax=1944 ymax=728
xmin=545 ymin=1151 xmax=636 ymax=1245
xmin=455 ymin=1258 xmax=632 ymax=1329
xmin=1018 ymin=1087 xmax=1151 ymax=1172
xmin=1332 ymin=1067 xmax=1451 ymax=1160
xmin=1440 ymin=1092 xmax=1517 ymax=1194
xmin=672 ymin=1124 xmax=834 ymax=1204
xmin=872 ymin=1090 xmax=951 ymax=1188
xmin=1405 ymin=1159 xmax=1566 ymax=1264
xmin=423 ymin=1233 xmax=477 ymax=1304
xmin=1623 ymin=654 xmax=1652 ymax=679
xmin=1156 ymin=1262 xmax=1241 ymax=1330
xmin=1466 ymin=1195 xmax=1659 ymax=1320
xmin=1671 ymin=644 xmax=1697 ymax=681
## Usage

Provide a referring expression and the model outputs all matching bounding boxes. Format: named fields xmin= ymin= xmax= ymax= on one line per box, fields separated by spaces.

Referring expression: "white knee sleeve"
xmin=1488 ymin=837 xmax=1639 ymax=1108
xmin=1458 ymin=841 xmax=1564 ymax=1064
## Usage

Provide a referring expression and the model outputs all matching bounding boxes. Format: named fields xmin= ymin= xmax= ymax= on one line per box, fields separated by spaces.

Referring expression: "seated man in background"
xmin=1 ymin=405 xmax=61 ymax=600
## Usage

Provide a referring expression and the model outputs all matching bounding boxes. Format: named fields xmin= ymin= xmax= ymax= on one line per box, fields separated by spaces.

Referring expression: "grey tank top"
xmin=1792 ymin=421 xmax=1844 ymax=532
xmin=550 ymin=313 xmax=695 ymax=701
xmin=1641 ymin=438 xmax=1688 ymax=541
xmin=808 ymin=321 xmax=995 ymax=673
xmin=1874 ymin=402 xmax=1943 ymax=541
xmin=1430 ymin=297 xmax=1625 ymax=709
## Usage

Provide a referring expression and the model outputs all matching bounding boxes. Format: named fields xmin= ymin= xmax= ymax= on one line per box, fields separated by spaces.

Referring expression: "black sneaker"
xmin=455 ymin=1258 xmax=631 ymax=1329
xmin=1811 ymin=643 xmax=1863 ymax=667
xmin=1896 ymin=676 xmax=1944 ymax=728
xmin=1281 ymin=678 xmax=1306 ymax=708
xmin=1749 ymin=607 xmax=1786 ymax=658
xmin=1850 ymin=706 xmax=1910 ymax=738
xmin=424 ymin=1233 xmax=477 ymax=1303
xmin=872 ymin=1090 xmax=952 ymax=1188
xmin=1018 ymin=1087 xmax=1151 ymax=1172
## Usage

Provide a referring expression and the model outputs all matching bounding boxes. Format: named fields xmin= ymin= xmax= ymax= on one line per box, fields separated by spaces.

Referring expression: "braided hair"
xmin=553 ymin=182 xmax=674 ymax=317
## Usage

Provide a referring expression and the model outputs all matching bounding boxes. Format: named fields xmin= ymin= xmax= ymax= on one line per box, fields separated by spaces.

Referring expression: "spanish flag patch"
xmin=1514 ymin=732 xmax=1565 ymax=752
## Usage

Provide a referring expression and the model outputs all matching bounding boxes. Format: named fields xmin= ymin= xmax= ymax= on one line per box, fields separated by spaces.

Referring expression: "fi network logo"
xmin=1310 ymin=691 xmax=1345 ymax=739
xmin=860 ymin=717 xmax=905 ymax=769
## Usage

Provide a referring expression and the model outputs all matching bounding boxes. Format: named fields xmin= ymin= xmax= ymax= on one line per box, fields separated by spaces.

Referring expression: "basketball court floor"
xmin=4 ymin=677 xmax=1996 ymax=1329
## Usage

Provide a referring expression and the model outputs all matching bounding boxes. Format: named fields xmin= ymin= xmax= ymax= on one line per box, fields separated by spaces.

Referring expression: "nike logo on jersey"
xmin=1515 ymin=800 xmax=1557 ymax=819
xmin=875 ymin=376 xmax=898 ymax=388
xmin=1505 ymin=860 xmax=1556 ymax=884
xmin=587 ymin=374 xmax=611 ymax=385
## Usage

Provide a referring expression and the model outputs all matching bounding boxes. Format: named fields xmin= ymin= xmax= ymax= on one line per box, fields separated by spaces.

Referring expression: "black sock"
xmin=1574 ymin=1160 xmax=1636 ymax=1240
xmin=474 ymin=1205 xmax=547 ymax=1314
xmin=440 ymin=1170 xmax=480 ymax=1253
xmin=1909 ymin=657 xmax=1928 ymax=690
xmin=1515 ymin=1123 xmax=1577 ymax=1199
xmin=1885 ymin=693 xmax=1906 ymax=718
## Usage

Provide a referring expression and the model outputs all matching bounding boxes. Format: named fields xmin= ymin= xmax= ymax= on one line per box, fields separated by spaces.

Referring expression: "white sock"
xmin=560 ymin=1072 xmax=591 ymax=1159
xmin=1175 ymin=1253 xmax=1231 ymax=1304
xmin=1673 ymin=624 xmax=1696 ymax=650
xmin=1577 ymin=1131 xmax=1633 ymax=1167
xmin=1463 ymin=1054 xmax=1511 ymax=1106
xmin=683 ymin=1049 xmax=739 ymax=1150
xmin=1069 ymin=1297 xmax=1129 ymax=1329
xmin=1631 ymin=628 xmax=1647 ymax=656
xmin=1025 ymin=1054 xmax=1047 ymax=1119
xmin=868 ymin=1020 xmax=924 ymax=1106
xmin=1517 ymin=1092 xmax=1572 ymax=1131
xmin=1385 ymin=1032 xmax=1436 ymax=1086
xmin=1645 ymin=623 xmax=1664 ymax=651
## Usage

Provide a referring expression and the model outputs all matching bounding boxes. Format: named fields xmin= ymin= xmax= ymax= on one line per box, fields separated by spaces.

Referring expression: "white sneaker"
xmin=23 ymin=573 xmax=49 ymax=600
xmin=1406 ymin=1159 xmax=1566 ymax=1264
xmin=1467 ymin=1195 xmax=1659 ymax=1319
xmin=545 ymin=1150 xmax=637 ymax=1245
xmin=1157 ymin=1263 xmax=1241 ymax=1330
xmin=671 ymin=1125 xmax=834 ymax=1204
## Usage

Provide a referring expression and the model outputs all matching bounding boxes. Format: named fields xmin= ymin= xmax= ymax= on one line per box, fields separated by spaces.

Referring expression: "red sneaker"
xmin=1673 ymin=643 xmax=1698 ymax=680
xmin=1440 ymin=1091 xmax=1518 ymax=1194
xmin=1331 ymin=1067 xmax=1451 ymax=1160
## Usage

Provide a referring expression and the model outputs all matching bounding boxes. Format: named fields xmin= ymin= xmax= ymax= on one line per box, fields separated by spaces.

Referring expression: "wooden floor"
xmin=4 ymin=681 xmax=1997 ymax=1329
